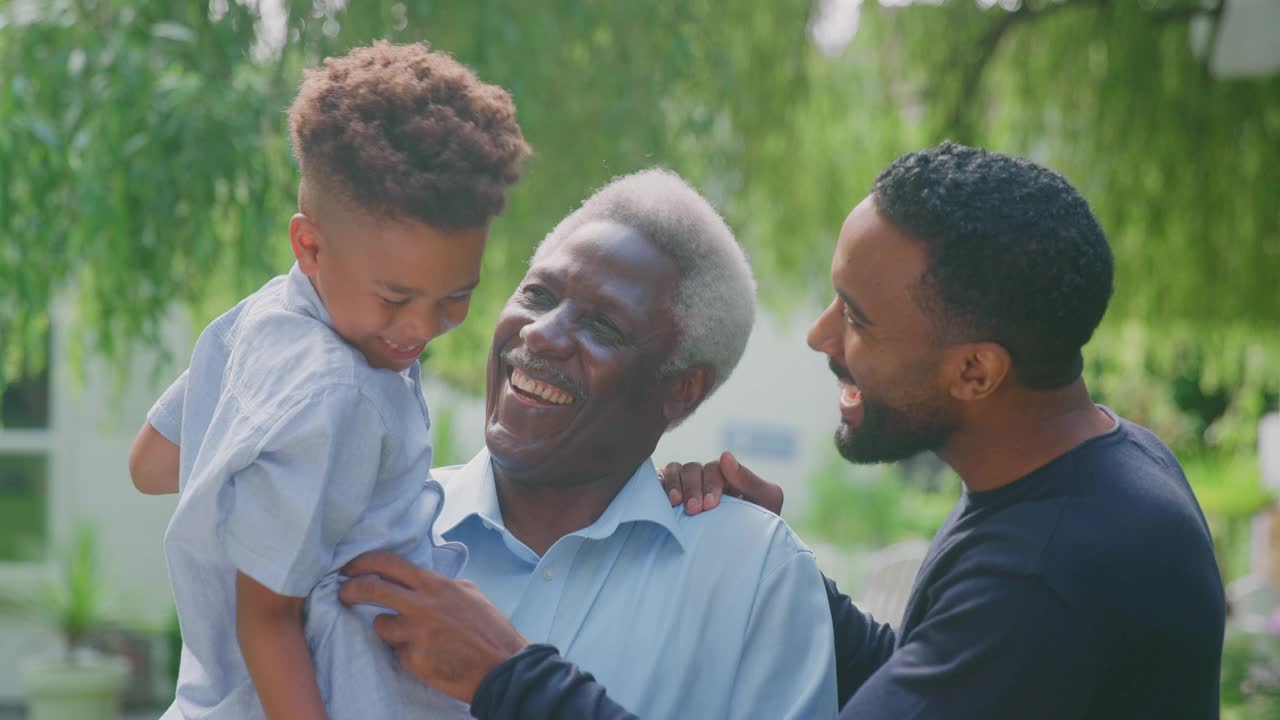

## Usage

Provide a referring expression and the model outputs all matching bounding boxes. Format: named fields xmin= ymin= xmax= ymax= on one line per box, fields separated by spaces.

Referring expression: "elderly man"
xmin=346 ymin=143 xmax=1224 ymax=720
xmin=347 ymin=169 xmax=837 ymax=718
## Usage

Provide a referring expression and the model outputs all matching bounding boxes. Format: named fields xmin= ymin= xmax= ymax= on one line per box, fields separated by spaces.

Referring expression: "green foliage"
xmin=0 ymin=0 xmax=812 ymax=393
xmin=803 ymin=454 xmax=959 ymax=549
xmin=1221 ymin=630 xmax=1280 ymax=719
xmin=0 ymin=523 xmax=110 ymax=659
xmin=430 ymin=407 xmax=459 ymax=469
xmin=2 ymin=1 xmax=1276 ymax=401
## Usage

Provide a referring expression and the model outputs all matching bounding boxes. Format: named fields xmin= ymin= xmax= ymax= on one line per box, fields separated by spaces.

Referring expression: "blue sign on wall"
xmin=722 ymin=423 xmax=798 ymax=462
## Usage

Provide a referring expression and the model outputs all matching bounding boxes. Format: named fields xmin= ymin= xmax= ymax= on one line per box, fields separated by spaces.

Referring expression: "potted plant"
xmin=10 ymin=524 xmax=131 ymax=720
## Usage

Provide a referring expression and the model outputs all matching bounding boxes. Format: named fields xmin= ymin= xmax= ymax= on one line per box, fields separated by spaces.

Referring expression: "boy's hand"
xmin=659 ymin=451 xmax=784 ymax=517
xmin=339 ymin=551 xmax=528 ymax=704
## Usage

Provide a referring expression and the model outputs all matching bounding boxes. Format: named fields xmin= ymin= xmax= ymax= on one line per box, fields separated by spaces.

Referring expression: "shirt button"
xmin=543 ymin=568 xmax=554 ymax=581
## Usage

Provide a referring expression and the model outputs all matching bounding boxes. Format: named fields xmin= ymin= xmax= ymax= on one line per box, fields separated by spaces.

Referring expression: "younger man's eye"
xmin=841 ymin=303 xmax=861 ymax=328
xmin=381 ymin=296 xmax=411 ymax=307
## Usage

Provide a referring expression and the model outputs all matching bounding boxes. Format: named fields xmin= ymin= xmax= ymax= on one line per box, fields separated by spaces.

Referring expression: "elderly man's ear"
xmin=661 ymin=366 xmax=715 ymax=428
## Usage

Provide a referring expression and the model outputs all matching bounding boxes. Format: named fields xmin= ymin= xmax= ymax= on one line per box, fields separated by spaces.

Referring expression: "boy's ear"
xmin=662 ymin=365 xmax=715 ymax=428
xmin=290 ymin=213 xmax=323 ymax=275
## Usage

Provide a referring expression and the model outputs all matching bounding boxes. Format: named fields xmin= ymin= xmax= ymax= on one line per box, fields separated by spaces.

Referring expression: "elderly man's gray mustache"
xmin=501 ymin=346 xmax=589 ymax=401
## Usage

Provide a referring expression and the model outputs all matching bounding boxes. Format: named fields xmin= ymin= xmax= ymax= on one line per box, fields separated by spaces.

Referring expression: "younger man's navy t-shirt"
xmin=833 ymin=408 xmax=1226 ymax=719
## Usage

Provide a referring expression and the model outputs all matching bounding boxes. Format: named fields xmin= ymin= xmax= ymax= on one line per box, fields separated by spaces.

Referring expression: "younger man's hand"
xmin=659 ymin=451 xmax=784 ymax=517
xmin=339 ymin=551 xmax=528 ymax=703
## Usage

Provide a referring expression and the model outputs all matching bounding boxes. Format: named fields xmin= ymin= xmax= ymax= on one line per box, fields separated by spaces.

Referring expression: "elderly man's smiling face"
xmin=485 ymin=220 xmax=684 ymax=484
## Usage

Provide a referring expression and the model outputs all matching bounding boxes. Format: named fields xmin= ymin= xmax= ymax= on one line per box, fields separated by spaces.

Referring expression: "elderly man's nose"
xmin=519 ymin=311 xmax=573 ymax=356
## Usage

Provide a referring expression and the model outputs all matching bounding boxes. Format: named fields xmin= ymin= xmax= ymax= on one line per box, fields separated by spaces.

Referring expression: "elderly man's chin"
xmin=486 ymin=388 xmax=577 ymax=456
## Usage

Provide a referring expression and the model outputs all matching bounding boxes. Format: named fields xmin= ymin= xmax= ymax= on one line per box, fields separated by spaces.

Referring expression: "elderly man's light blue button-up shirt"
xmin=150 ymin=264 xmax=467 ymax=719
xmin=436 ymin=449 xmax=839 ymax=719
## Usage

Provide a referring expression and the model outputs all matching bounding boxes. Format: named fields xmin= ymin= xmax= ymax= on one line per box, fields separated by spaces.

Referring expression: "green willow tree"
xmin=2 ymin=0 xmax=1276 ymax=451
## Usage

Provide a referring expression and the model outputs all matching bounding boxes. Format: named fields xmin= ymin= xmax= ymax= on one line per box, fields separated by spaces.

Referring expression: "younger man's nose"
xmin=806 ymin=300 xmax=841 ymax=356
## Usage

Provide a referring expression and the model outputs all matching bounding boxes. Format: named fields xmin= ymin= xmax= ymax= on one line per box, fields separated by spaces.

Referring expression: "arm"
xmin=825 ymin=575 xmax=897 ymax=708
xmin=339 ymin=552 xmax=638 ymax=720
xmin=839 ymin=575 xmax=1097 ymax=719
xmin=236 ymin=571 xmax=326 ymax=720
xmin=128 ymin=422 xmax=180 ymax=495
xmin=726 ymin=549 xmax=838 ymax=719
xmin=132 ymin=369 xmax=188 ymax=494
xmin=472 ymin=645 xmax=638 ymax=720
xmin=219 ymin=388 xmax=385 ymax=715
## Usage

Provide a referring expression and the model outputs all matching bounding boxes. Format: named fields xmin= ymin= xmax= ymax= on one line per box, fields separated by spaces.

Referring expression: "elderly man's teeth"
xmin=511 ymin=368 xmax=574 ymax=405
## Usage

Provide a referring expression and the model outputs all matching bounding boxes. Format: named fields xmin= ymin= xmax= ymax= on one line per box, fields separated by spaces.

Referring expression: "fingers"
xmin=678 ymin=462 xmax=707 ymax=514
xmin=660 ymin=462 xmax=684 ymax=507
xmin=341 ymin=551 xmax=441 ymax=590
xmin=338 ymin=574 xmax=421 ymax=613
xmin=720 ymin=451 xmax=785 ymax=515
xmin=699 ymin=462 xmax=725 ymax=511
xmin=371 ymin=611 xmax=413 ymax=646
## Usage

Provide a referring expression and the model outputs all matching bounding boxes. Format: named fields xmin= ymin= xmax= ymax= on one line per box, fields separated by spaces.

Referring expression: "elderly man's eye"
xmin=587 ymin=316 xmax=625 ymax=345
xmin=520 ymin=285 xmax=555 ymax=308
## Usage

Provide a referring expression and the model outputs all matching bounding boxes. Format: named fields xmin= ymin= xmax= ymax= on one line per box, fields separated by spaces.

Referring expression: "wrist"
xmin=470 ymin=644 xmax=558 ymax=716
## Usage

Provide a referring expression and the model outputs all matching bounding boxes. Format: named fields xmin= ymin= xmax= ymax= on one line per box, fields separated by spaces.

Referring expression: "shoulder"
xmin=220 ymin=309 xmax=407 ymax=428
xmin=1037 ymin=422 xmax=1221 ymax=630
xmin=676 ymin=498 xmax=816 ymax=578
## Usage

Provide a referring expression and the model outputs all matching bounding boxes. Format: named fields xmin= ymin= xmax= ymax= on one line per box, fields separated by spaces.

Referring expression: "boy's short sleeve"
xmin=147 ymin=370 xmax=189 ymax=444
xmin=221 ymin=385 xmax=386 ymax=597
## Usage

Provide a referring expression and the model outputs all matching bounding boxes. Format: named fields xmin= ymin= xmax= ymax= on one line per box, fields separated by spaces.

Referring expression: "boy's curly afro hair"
xmin=288 ymin=41 xmax=531 ymax=229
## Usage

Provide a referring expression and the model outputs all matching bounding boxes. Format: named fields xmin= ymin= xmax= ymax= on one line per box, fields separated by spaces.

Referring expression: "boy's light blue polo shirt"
xmin=436 ymin=449 xmax=839 ymax=719
xmin=150 ymin=264 xmax=469 ymax=719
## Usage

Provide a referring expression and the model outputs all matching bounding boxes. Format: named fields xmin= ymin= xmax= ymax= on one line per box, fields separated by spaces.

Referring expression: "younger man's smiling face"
xmin=290 ymin=195 xmax=487 ymax=373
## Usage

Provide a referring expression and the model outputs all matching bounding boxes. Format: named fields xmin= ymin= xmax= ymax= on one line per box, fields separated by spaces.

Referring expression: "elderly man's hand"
xmin=659 ymin=451 xmax=784 ymax=516
xmin=338 ymin=551 xmax=529 ymax=703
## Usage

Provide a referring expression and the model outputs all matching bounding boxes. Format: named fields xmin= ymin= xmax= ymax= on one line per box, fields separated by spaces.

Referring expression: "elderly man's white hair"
xmin=532 ymin=168 xmax=757 ymax=400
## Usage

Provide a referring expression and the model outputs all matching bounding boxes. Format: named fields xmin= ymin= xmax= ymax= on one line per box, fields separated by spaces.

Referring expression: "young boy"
xmin=128 ymin=42 xmax=530 ymax=719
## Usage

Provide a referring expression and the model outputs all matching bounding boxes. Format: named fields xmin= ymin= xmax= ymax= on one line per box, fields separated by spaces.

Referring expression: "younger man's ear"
xmin=946 ymin=342 xmax=1011 ymax=402
xmin=662 ymin=365 xmax=715 ymax=428
xmin=289 ymin=213 xmax=323 ymax=275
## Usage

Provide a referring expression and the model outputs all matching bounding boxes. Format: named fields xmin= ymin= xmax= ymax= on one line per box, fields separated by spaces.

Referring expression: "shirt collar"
xmin=437 ymin=448 xmax=687 ymax=551
xmin=284 ymin=262 xmax=333 ymax=328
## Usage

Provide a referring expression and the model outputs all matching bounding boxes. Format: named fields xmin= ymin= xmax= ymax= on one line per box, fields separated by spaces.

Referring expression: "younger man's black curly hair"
xmin=872 ymin=141 xmax=1113 ymax=389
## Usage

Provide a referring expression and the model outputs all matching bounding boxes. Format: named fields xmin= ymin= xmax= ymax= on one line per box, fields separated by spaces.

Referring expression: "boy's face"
xmin=290 ymin=207 xmax=487 ymax=373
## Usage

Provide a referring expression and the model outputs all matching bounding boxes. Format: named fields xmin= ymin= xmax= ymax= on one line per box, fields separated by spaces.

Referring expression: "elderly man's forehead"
xmin=529 ymin=221 xmax=677 ymax=300
xmin=534 ymin=220 xmax=650 ymax=261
